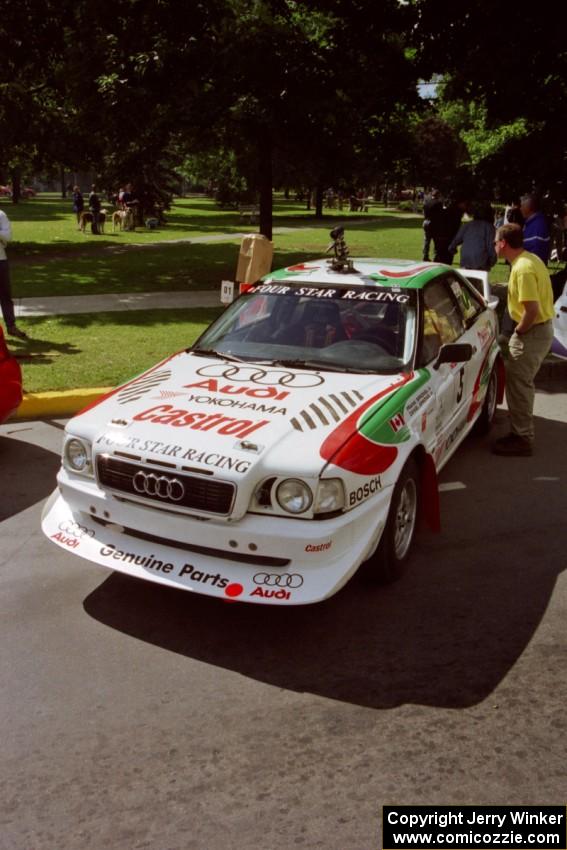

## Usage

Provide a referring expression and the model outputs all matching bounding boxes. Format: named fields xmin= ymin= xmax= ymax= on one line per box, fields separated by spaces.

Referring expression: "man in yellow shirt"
xmin=493 ymin=223 xmax=554 ymax=456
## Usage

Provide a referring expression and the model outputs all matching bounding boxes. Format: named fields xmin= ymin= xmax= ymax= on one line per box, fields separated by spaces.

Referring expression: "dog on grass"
xmin=79 ymin=209 xmax=107 ymax=233
xmin=112 ymin=208 xmax=135 ymax=231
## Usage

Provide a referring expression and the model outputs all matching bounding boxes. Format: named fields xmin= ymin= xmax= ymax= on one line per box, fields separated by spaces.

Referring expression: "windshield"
xmin=194 ymin=282 xmax=417 ymax=374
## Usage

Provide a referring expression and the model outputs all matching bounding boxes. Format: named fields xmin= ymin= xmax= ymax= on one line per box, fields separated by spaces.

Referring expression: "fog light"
xmin=314 ymin=479 xmax=345 ymax=514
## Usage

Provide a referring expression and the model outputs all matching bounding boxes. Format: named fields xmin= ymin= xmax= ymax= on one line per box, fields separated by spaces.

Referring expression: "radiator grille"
xmin=96 ymin=455 xmax=235 ymax=515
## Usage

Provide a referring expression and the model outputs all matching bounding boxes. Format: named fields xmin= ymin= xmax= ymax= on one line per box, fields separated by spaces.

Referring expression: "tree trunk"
xmin=11 ymin=167 xmax=21 ymax=204
xmin=314 ymin=183 xmax=324 ymax=219
xmin=61 ymin=166 xmax=67 ymax=198
xmin=258 ymin=130 xmax=273 ymax=240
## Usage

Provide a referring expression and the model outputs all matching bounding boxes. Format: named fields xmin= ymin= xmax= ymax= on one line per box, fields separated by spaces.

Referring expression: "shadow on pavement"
xmin=83 ymin=415 xmax=567 ymax=710
xmin=0 ymin=435 xmax=61 ymax=520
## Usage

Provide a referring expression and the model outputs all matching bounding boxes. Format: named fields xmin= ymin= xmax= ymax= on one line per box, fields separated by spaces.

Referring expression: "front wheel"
xmin=361 ymin=458 xmax=419 ymax=585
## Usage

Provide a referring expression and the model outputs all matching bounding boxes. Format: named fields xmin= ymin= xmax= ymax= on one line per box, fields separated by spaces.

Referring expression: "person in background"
xmin=506 ymin=199 xmax=524 ymax=226
xmin=520 ymin=193 xmax=550 ymax=264
xmin=122 ymin=182 xmax=140 ymax=225
xmin=422 ymin=188 xmax=442 ymax=261
xmin=449 ymin=202 xmax=497 ymax=271
xmin=0 ymin=208 xmax=28 ymax=339
xmin=432 ymin=196 xmax=466 ymax=264
xmin=88 ymin=184 xmax=101 ymax=235
xmin=72 ymin=185 xmax=84 ymax=227
xmin=492 ymin=223 xmax=554 ymax=456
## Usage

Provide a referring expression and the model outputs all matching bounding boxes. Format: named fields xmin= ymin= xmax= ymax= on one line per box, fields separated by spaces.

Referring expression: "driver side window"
xmin=421 ymin=279 xmax=466 ymax=363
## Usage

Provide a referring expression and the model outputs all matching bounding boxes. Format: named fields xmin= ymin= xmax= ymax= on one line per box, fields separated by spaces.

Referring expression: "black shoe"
xmin=7 ymin=325 xmax=28 ymax=340
xmin=492 ymin=433 xmax=533 ymax=456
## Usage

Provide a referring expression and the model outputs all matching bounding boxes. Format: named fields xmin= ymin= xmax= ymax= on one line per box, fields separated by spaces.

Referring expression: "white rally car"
xmin=42 ymin=250 xmax=503 ymax=605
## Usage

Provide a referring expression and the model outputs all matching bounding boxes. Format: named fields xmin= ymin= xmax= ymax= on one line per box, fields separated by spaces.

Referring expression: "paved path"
xmin=10 ymin=218 xmax=391 ymax=266
xmin=14 ymin=289 xmax=220 ymax=317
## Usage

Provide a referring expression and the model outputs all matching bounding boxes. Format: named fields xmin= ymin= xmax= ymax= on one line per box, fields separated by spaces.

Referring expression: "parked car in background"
xmin=0 ymin=326 xmax=23 ymax=423
xmin=551 ymin=278 xmax=567 ymax=359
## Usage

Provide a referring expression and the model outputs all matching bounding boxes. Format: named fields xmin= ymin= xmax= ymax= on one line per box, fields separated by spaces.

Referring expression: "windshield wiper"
xmin=265 ymin=358 xmax=375 ymax=374
xmin=187 ymin=348 xmax=245 ymax=363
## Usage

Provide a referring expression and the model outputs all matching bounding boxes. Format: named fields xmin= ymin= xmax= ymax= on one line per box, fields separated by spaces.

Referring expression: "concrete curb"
xmin=11 ymin=388 xmax=112 ymax=422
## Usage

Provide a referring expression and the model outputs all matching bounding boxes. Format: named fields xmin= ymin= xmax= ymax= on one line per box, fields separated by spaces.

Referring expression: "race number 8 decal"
xmin=456 ymin=367 xmax=465 ymax=404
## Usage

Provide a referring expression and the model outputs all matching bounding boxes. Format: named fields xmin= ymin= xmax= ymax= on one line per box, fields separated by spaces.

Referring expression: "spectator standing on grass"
xmin=422 ymin=188 xmax=443 ymax=261
xmin=432 ymin=197 xmax=466 ymax=264
xmin=122 ymin=182 xmax=140 ymax=224
xmin=520 ymin=193 xmax=550 ymax=264
xmin=449 ymin=202 xmax=497 ymax=271
xmin=88 ymin=184 xmax=101 ymax=235
xmin=492 ymin=223 xmax=554 ymax=457
xmin=72 ymin=185 xmax=84 ymax=227
xmin=0 ymin=208 xmax=28 ymax=340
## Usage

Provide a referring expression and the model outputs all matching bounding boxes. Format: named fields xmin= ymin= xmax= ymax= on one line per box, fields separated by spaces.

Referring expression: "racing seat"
xmin=350 ymin=302 xmax=399 ymax=354
xmin=276 ymin=301 xmax=347 ymax=347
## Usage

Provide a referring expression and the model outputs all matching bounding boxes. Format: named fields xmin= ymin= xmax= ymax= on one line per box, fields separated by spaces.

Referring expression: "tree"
xmin=412 ymin=0 xmax=567 ymax=196
xmin=0 ymin=0 xmax=68 ymax=200
xmin=178 ymin=0 xmax=419 ymax=235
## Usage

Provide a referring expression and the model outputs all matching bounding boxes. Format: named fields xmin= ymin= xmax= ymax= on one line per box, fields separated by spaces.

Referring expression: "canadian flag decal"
xmin=389 ymin=413 xmax=406 ymax=432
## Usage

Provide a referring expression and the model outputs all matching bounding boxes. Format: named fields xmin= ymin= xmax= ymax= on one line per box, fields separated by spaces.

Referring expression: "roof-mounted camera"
xmin=326 ymin=226 xmax=358 ymax=273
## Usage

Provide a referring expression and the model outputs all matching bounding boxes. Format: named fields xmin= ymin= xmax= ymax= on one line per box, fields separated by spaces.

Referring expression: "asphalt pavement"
xmin=1 ymin=390 xmax=566 ymax=849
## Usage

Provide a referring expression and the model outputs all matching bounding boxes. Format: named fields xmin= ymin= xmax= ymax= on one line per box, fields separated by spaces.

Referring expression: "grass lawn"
xmin=6 ymin=193 xmax=391 ymax=257
xmin=5 ymin=194 xmax=547 ymax=393
xmin=12 ymin=308 xmax=222 ymax=393
xmin=6 ymin=194 xmax=247 ymax=254
xmin=11 ymin=212 xmax=517 ymax=299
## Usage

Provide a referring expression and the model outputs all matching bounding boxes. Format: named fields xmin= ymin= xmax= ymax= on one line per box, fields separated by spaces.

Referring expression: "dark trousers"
xmin=433 ymin=236 xmax=454 ymax=265
xmin=0 ymin=259 xmax=16 ymax=328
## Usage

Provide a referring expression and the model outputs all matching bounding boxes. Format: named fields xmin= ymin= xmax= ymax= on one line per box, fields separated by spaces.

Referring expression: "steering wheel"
xmin=323 ymin=339 xmax=390 ymax=357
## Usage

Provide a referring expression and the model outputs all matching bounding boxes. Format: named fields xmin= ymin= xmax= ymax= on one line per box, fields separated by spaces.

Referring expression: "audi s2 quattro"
xmin=42 ymin=244 xmax=503 ymax=605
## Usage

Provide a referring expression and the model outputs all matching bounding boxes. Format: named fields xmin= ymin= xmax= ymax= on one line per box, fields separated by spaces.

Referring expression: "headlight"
xmin=314 ymin=479 xmax=345 ymax=514
xmin=64 ymin=438 xmax=92 ymax=475
xmin=276 ymin=479 xmax=313 ymax=514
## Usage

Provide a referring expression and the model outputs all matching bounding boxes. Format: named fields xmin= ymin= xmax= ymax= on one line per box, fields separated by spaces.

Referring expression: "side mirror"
xmin=433 ymin=342 xmax=474 ymax=370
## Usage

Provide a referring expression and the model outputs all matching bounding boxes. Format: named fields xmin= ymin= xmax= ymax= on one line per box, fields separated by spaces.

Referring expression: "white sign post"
xmin=220 ymin=280 xmax=235 ymax=304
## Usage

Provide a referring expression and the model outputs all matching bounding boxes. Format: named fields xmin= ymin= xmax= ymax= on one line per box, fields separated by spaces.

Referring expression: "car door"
xmin=445 ymin=270 xmax=494 ymax=426
xmin=419 ymin=277 xmax=470 ymax=465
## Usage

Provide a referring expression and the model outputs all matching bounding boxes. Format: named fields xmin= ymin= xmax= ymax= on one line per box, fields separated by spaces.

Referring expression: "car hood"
xmin=73 ymin=352 xmax=410 ymax=482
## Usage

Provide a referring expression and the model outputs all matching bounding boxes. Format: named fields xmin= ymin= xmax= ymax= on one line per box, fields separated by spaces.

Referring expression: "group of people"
xmin=322 ymin=188 xmax=370 ymax=212
xmin=423 ymin=190 xmax=554 ymax=270
xmin=422 ymin=190 xmax=496 ymax=269
xmin=72 ymin=182 xmax=138 ymax=233
xmin=72 ymin=184 xmax=103 ymax=234
xmin=421 ymin=189 xmax=557 ymax=457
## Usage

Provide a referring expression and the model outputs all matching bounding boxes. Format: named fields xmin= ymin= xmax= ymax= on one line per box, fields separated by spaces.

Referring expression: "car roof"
xmin=263 ymin=258 xmax=449 ymax=290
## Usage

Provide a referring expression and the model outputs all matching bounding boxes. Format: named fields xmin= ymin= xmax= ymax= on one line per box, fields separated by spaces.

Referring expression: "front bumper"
xmin=41 ymin=472 xmax=393 ymax=604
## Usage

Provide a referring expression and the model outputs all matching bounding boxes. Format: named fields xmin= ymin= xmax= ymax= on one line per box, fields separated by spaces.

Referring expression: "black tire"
xmin=474 ymin=367 xmax=498 ymax=435
xmin=361 ymin=458 xmax=419 ymax=585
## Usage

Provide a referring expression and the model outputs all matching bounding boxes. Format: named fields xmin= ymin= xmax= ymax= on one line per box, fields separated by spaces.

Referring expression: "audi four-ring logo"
xmin=133 ymin=471 xmax=185 ymax=501
xmin=196 ymin=363 xmax=324 ymax=388
xmin=253 ymin=572 xmax=304 ymax=588
xmin=58 ymin=520 xmax=95 ymax=538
